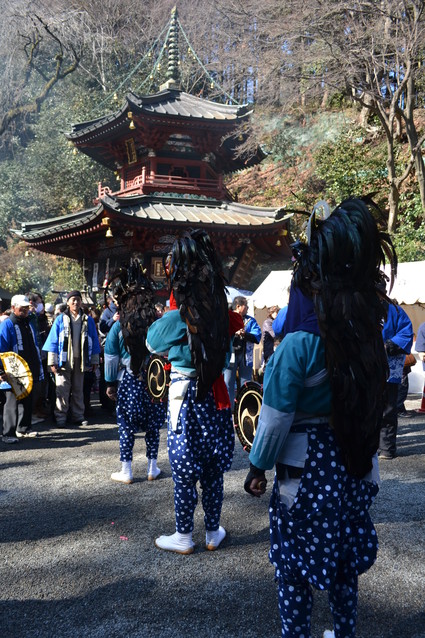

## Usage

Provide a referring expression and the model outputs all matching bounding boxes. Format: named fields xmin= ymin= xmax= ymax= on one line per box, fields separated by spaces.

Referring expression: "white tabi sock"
xmin=122 ymin=461 xmax=132 ymax=477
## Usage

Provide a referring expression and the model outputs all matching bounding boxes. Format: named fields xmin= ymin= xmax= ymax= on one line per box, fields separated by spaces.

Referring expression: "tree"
xmin=218 ymin=0 xmax=425 ymax=231
xmin=0 ymin=1 xmax=80 ymax=146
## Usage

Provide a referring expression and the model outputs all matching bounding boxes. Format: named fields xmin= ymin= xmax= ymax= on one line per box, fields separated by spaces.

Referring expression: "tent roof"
xmin=384 ymin=261 xmax=425 ymax=304
xmin=251 ymin=270 xmax=293 ymax=309
xmin=252 ymin=261 xmax=425 ymax=311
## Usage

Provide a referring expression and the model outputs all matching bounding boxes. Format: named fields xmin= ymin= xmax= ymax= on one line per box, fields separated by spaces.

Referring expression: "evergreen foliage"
xmin=1 ymin=1 xmax=425 ymax=297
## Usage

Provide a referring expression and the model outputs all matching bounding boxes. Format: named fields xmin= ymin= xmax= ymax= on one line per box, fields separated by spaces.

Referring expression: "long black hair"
xmin=292 ymin=197 xmax=397 ymax=478
xmin=168 ymin=229 xmax=229 ymax=400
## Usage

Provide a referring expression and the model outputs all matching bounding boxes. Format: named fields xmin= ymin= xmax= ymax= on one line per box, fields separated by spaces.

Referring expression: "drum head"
xmin=233 ymin=381 xmax=263 ymax=452
xmin=146 ymin=355 xmax=170 ymax=403
xmin=0 ymin=351 xmax=33 ymax=400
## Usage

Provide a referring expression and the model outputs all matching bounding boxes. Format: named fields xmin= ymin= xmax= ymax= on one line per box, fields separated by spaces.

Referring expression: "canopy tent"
xmin=384 ymin=260 xmax=425 ymax=394
xmin=251 ymin=270 xmax=293 ymax=310
xmin=250 ymin=263 xmax=425 ymax=392
xmin=226 ymin=286 xmax=253 ymax=304
xmin=384 ymin=260 xmax=425 ymax=305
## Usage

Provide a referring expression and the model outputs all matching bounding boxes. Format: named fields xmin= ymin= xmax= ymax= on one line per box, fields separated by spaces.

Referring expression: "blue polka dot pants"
xmin=277 ymin=565 xmax=358 ymax=637
xmin=173 ymin=465 xmax=224 ymax=533
xmin=167 ymin=378 xmax=234 ymax=534
xmin=116 ymin=370 xmax=165 ymax=462
xmin=270 ymin=423 xmax=378 ymax=638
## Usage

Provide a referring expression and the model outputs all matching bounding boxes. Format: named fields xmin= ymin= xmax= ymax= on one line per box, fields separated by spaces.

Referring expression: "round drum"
xmin=146 ymin=355 xmax=171 ymax=403
xmin=233 ymin=380 xmax=263 ymax=452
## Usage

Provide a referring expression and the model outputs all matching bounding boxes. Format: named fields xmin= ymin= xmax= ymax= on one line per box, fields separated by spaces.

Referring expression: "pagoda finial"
xmin=160 ymin=7 xmax=180 ymax=90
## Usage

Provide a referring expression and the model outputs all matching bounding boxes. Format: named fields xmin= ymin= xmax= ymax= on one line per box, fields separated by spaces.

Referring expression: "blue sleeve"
xmin=0 ymin=321 xmax=13 ymax=353
xmin=42 ymin=317 xmax=60 ymax=353
xmin=384 ymin=305 xmax=413 ymax=353
xmin=88 ymin=317 xmax=101 ymax=354
xmin=272 ymin=306 xmax=288 ymax=338
xmin=415 ymin=323 xmax=425 ymax=352
xmin=245 ymin=316 xmax=262 ymax=344
xmin=104 ymin=322 xmax=121 ymax=382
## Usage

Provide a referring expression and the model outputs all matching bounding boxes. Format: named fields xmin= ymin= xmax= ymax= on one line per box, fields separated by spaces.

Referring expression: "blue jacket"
xmin=231 ymin=314 xmax=261 ymax=368
xmin=272 ymin=306 xmax=288 ymax=339
xmin=0 ymin=316 xmax=44 ymax=388
xmin=382 ymin=304 xmax=413 ymax=383
xmin=42 ymin=310 xmax=101 ymax=371
xmin=249 ymin=330 xmax=331 ymax=470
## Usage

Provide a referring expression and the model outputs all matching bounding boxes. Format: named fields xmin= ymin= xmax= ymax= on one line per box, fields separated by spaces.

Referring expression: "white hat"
xmin=45 ymin=303 xmax=54 ymax=313
xmin=11 ymin=294 xmax=30 ymax=307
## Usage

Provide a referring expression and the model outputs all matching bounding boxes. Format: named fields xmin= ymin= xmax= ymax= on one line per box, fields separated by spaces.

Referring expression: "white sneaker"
xmin=148 ymin=466 xmax=161 ymax=481
xmin=111 ymin=470 xmax=133 ymax=484
xmin=206 ymin=526 xmax=226 ymax=551
xmin=16 ymin=431 xmax=38 ymax=438
xmin=323 ymin=631 xmax=335 ymax=638
xmin=155 ymin=532 xmax=194 ymax=555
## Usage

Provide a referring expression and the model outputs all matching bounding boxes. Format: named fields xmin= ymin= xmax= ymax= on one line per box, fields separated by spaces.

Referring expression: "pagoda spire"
xmin=160 ymin=7 xmax=180 ymax=91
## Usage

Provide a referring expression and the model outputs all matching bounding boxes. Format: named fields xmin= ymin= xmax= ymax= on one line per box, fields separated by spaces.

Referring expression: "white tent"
xmin=251 ymin=263 xmax=425 ymax=393
xmin=384 ymin=260 xmax=425 ymax=304
xmin=251 ymin=270 xmax=293 ymax=310
xmin=384 ymin=261 xmax=425 ymax=394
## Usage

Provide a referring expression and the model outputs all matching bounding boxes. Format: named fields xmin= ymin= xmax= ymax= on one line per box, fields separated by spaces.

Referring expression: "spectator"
xmin=99 ymin=297 xmax=119 ymax=412
xmin=0 ymin=295 xmax=44 ymax=442
xmin=44 ymin=303 xmax=55 ymax=327
xmin=42 ymin=290 xmax=101 ymax=427
xmin=272 ymin=305 xmax=288 ymax=340
xmin=99 ymin=295 xmax=119 ymax=341
xmin=155 ymin=302 xmax=165 ymax=319
xmin=223 ymin=296 xmax=261 ymax=404
xmin=379 ymin=302 xmax=414 ymax=459
xmin=28 ymin=292 xmax=50 ymax=422
xmin=262 ymin=305 xmax=279 ymax=365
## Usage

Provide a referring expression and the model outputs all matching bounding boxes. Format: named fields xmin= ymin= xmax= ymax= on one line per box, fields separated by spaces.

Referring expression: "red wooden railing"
xmin=97 ymin=171 xmax=231 ymax=201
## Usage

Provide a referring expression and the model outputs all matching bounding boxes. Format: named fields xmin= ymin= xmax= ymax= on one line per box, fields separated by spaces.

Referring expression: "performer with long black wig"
xmin=244 ymin=198 xmax=397 ymax=638
xmin=105 ymin=260 xmax=165 ymax=484
xmin=146 ymin=229 xmax=242 ymax=554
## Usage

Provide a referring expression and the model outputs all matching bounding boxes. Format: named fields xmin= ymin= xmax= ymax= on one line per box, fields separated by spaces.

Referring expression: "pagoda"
xmin=14 ymin=8 xmax=292 ymax=298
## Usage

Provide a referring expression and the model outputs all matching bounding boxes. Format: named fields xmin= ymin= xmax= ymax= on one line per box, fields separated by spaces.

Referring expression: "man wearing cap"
xmin=42 ymin=291 xmax=101 ymax=427
xmin=0 ymin=295 xmax=44 ymax=443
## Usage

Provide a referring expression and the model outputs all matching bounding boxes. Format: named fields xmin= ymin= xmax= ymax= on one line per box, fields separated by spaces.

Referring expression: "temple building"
xmin=14 ymin=8 xmax=292 ymax=300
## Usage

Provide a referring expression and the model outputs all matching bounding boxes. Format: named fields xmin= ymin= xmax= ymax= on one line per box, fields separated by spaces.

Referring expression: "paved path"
xmin=1 ymin=396 xmax=425 ymax=638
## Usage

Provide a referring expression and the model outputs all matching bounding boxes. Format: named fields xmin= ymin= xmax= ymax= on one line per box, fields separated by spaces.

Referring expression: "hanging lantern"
xmin=105 ymin=227 xmax=113 ymax=238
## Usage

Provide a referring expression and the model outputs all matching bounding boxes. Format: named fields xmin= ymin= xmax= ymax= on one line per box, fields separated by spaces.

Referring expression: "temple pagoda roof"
xmin=14 ymin=194 xmax=289 ymax=241
xmin=66 ymin=89 xmax=263 ymax=173
xmin=67 ymin=90 xmax=251 ymax=139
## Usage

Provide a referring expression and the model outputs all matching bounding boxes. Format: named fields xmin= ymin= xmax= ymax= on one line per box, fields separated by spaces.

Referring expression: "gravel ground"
xmin=1 ymin=395 xmax=425 ymax=638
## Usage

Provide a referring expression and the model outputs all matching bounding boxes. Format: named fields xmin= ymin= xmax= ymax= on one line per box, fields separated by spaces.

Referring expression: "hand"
xmin=106 ymin=386 xmax=117 ymax=401
xmin=113 ymin=312 xmax=120 ymax=322
xmin=248 ymin=476 xmax=267 ymax=497
xmin=244 ymin=464 xmax=267 ymax=497
xmin=0 ymin=373 xmax=9 ymax=382
xmin=51 ymin=365 xmax=58 ymax=374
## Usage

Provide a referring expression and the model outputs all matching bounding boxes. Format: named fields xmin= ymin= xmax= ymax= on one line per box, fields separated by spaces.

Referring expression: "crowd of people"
xmin=1 ymin=200 xmax=425 ymax=638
